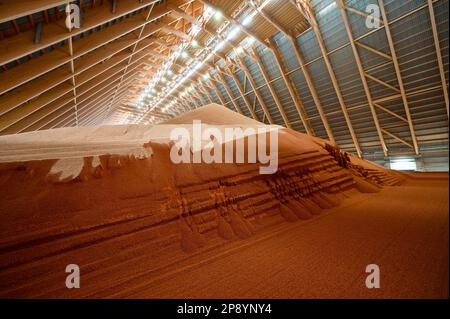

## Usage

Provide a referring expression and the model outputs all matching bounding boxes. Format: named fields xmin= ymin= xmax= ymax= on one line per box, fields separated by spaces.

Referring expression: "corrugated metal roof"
xmin=0 ymin=0 xmax=447 ymax=165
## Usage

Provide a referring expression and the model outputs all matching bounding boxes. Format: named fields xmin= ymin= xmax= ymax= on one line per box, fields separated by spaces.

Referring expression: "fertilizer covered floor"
xmin=0 ymin=105 xmax=447 ymax=298
xmin=124 ymin=176 xmax=447 ymax=299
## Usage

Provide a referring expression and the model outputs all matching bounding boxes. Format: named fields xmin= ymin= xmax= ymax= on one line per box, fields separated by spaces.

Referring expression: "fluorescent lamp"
xmin=227 ymin=26 xmax=240 ymax=40
xmin=205 ymin=6 xmax=214 ymax=16
xmin=242 ymin=15 xmax=253 ymax=26
xmin=192 ymin=25 xmax=201 ymax=34
xmin=317 ymin=2 xmax=336 ymax=17
xmin=194 ymin=62 xmax=202 ymax=71
xmin=214 ymin=40 xmax=225 ymax=51
xmin=214 ymin=10 xmax=223 ymax=20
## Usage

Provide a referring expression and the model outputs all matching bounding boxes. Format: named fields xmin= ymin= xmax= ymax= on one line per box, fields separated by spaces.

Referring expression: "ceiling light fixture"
xmin=242 ymin=15 xmax=253 ymax=26
xmin=227 ymin=26 xmax=241 ymax=40
xmin=192 ymin=25 xmax=201 ymax=34
xmin=214 ymin=40 xmax=225 ymax=51
xmin=214 ymin=10 xmax=223 ymax=20
xmin=205 ymin=6 xmax=215 ymax=16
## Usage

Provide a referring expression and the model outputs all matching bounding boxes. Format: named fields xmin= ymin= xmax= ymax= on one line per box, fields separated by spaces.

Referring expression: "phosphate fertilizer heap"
xmin=0 ymin=104 xmax=447 ymax=298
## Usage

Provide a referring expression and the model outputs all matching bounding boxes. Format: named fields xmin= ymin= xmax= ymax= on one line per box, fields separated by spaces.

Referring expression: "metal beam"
xmin=302 ymin=4 xmax=362 ymax=158
xmin=198 ymin=81 xmax=216 ymax=104
xmin=364 ymin=72 xmax=400 ymax=93
xmin=356 ymin=41 xmax=392 ymax=61
xmin=250 ymin=0 xmax=314 ymax=133
xmin=110 ymin=3 xmax=156 ymax=116
xmin=344 ymin=5 xmax=384 ymax=26
xmin=288 ymin=1 xmax=338 ymax=142
xmin=251 ymin=47 xmax=290 ymax=128
xmin=209 ymin=77 xmax=228 ymax=107
xmin=269 ymin=39 xmax=313 ymax=135
xmin=198 ymin=0 xmax=269 ymax=47
xmin=236 ymin=53 xmax=274 ymax=124
xmin=215 ymin=70 xmax=244 ymax=114
xmin=337 ymin=0 xmax=388 ymax=156
xmin=381 ymin=128 xmax=414 ymax=149
xmin=225 ymin=65 xmax=260 ymax=121
xmin=427 ymin=0 xmax=449 ymax=118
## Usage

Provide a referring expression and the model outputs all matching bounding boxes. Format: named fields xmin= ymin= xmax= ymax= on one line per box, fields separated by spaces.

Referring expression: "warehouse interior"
xmin=0 ymin=0 xmax=448 ymax=299
xmin=0 ymin=0 xmax=448 ymax=170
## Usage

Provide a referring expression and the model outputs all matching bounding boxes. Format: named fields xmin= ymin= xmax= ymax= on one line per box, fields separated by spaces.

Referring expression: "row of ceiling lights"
xmin=142 ymin=7 xmax=229 ymax=105
xmin=132 ymin=0 xmax=273 ymax=124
